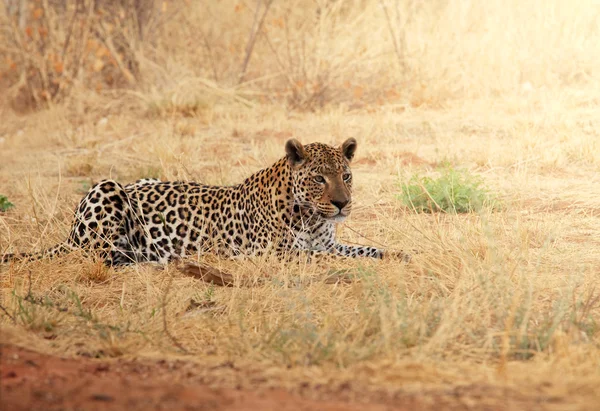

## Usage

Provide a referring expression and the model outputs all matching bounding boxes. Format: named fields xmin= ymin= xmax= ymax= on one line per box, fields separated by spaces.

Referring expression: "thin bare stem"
xmin=379 ymin=0 xmax=406 ymax=72
xmin=161 ymin=271 xmax=190 ymax=354
xmin=238 ymin=0 xmax=275 ymax=85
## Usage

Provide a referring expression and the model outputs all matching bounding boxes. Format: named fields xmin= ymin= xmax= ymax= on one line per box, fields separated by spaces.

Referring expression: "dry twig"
xmin=161 ymin=271 xmax=190 ymax=354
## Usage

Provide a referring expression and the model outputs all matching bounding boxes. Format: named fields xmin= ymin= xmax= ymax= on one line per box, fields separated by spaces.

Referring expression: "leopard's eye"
xmin=313 ymin=175 xmax=326 ymax=184
xmin=342 ymin=172 xmax=352 ymax=182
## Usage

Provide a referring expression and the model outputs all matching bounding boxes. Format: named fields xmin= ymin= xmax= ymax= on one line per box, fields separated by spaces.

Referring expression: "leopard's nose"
xmin=331 ymin=200 xmax=349 ymax=210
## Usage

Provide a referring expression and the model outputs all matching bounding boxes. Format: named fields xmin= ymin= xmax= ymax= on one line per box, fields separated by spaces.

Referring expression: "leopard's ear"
xmin=285 ymin=139 xmax=307 ymax=167
xmin=341 ymin=138 xmax=357 ymax=162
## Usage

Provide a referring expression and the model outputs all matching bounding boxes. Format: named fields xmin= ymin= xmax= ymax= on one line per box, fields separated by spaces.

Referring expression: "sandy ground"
xmin=1 ymin=343 xmax=578 ymax=411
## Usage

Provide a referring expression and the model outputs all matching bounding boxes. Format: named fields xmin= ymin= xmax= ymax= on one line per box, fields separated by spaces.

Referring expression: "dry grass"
xmin=1 ymin=0 xmax=600 ymax=408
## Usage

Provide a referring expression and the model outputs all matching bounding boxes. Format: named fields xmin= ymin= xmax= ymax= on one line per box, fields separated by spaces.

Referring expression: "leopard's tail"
xmin=2 ymin=243 xmax=74 ymax=264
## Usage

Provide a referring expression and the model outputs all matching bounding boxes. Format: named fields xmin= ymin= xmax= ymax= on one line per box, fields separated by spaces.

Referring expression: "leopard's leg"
xmin=332 ymin=243 xmax=385 ymax=258
xmin=281 ymin=235 xmax=388 ymax=262
xmin=305 ymin=223 xmax=411 ymax=261
xmin=122 ymin=184 xmax=172 ymax=266
xmin=67 ymin=179 xmax=136 ymax=266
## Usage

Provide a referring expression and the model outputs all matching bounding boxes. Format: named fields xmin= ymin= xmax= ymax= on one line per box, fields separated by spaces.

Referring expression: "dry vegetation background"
xmin=1 ymin=0 xmax=600 ymax=408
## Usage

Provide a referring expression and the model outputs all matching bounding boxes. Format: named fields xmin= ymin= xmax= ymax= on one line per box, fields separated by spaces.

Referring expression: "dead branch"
xmin=179 ymin=261 xmax=235 ymax=287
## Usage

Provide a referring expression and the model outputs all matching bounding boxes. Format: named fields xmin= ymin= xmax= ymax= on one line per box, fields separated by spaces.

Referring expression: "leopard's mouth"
xmin=300 ymin=202 xmax=350 ymax=222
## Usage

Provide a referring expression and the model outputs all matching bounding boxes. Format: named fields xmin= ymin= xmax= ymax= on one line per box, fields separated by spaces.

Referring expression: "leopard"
xmin=2 ymin=138 xmax=409 ymax=266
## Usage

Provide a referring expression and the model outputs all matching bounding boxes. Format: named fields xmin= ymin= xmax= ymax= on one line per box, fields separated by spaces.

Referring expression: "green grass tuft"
xmin=398 ymin=166 xmax=499 ymax=213
xmin=0 ymin=195 xmax=14 ymax=212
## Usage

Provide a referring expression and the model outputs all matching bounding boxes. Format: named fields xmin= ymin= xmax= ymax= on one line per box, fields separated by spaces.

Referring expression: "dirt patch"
xmin=1 ymin=344 xmax=394 ymax=411
xmin=519 ymin=197 xmax=600 ymax=217
xmin=354 ymin=151 xmax=436 ymax=167
xmin=0 ymin=343 xmax=575 ymax=411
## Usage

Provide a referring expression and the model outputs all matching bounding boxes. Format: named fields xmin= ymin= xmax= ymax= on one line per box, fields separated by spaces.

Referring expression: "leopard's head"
xmin=285 ymin=138 xmax=357 ymax=222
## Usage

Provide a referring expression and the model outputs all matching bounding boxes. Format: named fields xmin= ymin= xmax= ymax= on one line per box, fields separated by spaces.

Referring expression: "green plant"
xmin=0 ymin=195 xmax=14 ymax=212
xmin=398 ymin=166 xmax=499 ymax=213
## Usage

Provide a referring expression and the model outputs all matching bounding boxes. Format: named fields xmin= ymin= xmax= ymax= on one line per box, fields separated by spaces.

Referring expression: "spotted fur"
xmin=3 ymin=139 xmax=408 ymax=265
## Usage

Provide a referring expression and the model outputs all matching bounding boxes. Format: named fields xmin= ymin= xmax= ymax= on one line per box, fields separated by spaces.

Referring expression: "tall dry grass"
xmin=2 ymin=0 xmax=600 ymax=112
xmin=1 ymin=0 xmax=600 ymax=408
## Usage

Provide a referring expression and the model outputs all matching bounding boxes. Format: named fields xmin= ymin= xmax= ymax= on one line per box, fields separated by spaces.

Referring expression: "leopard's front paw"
xmin=383 ymin=249 xmax=416 ymax=263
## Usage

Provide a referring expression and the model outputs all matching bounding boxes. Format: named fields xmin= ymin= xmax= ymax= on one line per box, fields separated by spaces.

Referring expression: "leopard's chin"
xmin=322 ymin=213 xmax=348 ymax=223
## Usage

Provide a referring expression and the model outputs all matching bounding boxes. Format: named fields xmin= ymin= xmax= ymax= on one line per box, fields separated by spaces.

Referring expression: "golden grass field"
xmin=1 ymin=0 xmax=600 ymax=409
